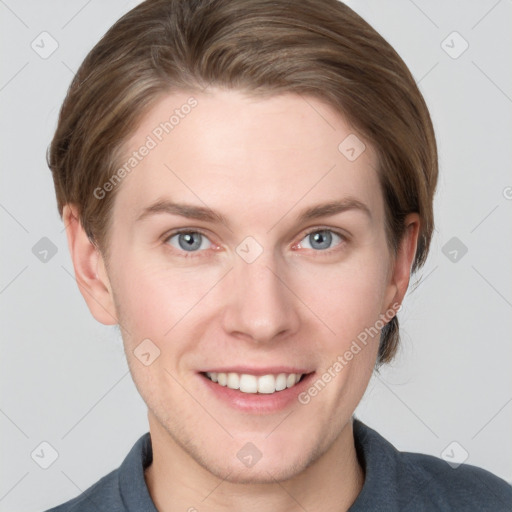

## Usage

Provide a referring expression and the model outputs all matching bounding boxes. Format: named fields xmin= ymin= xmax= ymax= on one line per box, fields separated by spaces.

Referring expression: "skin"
xmin=64 ymin=88 xmax=419 ymax=512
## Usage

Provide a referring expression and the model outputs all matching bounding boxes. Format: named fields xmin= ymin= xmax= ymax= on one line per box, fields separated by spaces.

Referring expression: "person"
xmin=44 ymin=0 xmax=512 ymax=510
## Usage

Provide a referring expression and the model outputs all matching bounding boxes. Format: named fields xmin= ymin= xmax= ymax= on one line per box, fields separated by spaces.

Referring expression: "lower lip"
xmin=198 ymin=372 xmax=316 ymax=413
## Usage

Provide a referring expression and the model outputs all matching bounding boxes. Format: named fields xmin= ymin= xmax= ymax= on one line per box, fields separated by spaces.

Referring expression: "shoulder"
xmin=42 ymin=468 xmax=121 ymax=512
xmin=398 ymin=450 xmax=512 ymax=511
xmin=42 ymin=432 xmax=153 ymax=512
xmin=352 ymin=419 xmax=512 ymax=512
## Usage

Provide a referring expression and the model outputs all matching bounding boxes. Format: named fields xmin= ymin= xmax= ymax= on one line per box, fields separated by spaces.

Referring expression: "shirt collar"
xmin=118 ymin=431 xmax=158 ymax=511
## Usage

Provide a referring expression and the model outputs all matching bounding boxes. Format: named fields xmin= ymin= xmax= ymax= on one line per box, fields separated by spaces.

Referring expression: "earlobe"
xmin=63 ymin=204 xmax=118 ymax=325
xmin=385 ymin=213 xmax=421 ymax=311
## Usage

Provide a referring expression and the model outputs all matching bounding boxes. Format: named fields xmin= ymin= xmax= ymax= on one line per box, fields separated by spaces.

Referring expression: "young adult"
xmin=45 ymin=0 xmax=512 ymax=510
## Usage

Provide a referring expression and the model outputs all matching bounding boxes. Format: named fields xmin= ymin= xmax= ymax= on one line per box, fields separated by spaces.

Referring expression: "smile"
xmin=203 ymin=371 xmax=305 ymax=394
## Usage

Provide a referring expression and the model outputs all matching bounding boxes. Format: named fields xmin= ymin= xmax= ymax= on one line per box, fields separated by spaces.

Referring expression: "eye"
xmin=298 ymin=229 xmax=344 ymax=251
xmin=165 ymin=230 xmax=213 ymax=253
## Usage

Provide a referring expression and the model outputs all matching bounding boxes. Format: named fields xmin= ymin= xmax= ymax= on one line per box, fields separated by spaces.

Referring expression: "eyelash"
xmin=162 ymin=227 xmax=347 ymax=258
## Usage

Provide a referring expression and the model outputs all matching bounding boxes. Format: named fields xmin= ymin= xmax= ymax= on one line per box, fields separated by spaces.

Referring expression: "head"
xmin=49 ymin=0 xmax=437 ymax=483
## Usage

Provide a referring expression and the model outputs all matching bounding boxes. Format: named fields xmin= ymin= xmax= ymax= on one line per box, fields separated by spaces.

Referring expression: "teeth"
xmin=205 ymin=372 xmax=304 ymax=394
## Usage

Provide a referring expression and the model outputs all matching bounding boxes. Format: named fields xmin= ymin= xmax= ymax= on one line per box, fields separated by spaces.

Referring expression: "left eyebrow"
xmin=295 ymin=197 xmax=372 ymax=223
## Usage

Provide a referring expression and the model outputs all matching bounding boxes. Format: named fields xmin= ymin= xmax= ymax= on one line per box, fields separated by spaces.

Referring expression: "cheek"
xmin=110 ymin=256 xmax=223 ymax=342
xmin=292 ymin=250 xmax=390 ymax=341
xmin=293 ymin=255 xmax=387 ymax=409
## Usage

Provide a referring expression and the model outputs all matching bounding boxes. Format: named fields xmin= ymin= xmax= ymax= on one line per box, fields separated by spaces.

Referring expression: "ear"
xmin=63 ymin=204 xmax=118 ymax=325
xmin=382 ymin=213 xmax=421 ymax=314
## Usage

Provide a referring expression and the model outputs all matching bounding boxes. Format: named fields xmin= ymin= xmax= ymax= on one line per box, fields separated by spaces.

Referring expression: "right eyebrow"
xmin=136 ymin=199 xmax=229 ymax=226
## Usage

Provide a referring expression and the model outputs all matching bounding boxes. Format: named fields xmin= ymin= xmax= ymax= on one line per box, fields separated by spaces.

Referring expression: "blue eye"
xmin=300 ymin=229 xmax=343 ymax=251
xmin=164 ymin=228 xmax=344 ymax=256
xmin=166 ymin=231 xmax=212 ymax=252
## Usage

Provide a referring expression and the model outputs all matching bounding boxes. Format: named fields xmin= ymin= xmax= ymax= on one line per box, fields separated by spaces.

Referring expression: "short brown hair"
xmin=47 ymin=0 xmax=438 ymax=364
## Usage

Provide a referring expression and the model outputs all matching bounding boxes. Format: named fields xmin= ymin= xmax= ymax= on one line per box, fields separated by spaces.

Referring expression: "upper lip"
xmin=200 ymin=366 xmax=313 ymax=376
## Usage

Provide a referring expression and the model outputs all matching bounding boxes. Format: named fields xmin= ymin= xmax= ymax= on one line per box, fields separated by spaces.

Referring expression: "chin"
xmin=206 ymin=456 xmax=310 ymax=485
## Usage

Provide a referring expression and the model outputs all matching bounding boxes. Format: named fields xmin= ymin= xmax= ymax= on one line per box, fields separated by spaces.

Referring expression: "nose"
xmin=220 ymin=250 xmax=301 ymax=345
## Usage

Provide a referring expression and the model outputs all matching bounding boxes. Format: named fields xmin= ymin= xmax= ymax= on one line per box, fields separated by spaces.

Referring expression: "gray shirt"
xmin=44 ymin=419 xmax=512 ymax=511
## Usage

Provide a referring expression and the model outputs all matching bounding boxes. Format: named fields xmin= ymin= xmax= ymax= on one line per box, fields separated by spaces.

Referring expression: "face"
xmin=73 ymin=88 xmax=415 ymax=483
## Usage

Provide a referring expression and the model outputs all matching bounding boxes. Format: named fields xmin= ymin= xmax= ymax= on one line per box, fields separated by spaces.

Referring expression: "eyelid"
xmin=162 ymin=227 xmax=212 ymax=243
xmin=301 ymin=225 xmax=348 ymax=239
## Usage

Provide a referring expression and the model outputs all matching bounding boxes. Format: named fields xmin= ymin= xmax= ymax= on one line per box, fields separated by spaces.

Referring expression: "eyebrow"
xmin=135 ymin=197 xmax=372 ymax=226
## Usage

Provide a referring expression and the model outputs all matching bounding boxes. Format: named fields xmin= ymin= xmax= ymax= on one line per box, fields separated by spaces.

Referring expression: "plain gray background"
xmin=1 ymin=0 xmax=511 ymax=510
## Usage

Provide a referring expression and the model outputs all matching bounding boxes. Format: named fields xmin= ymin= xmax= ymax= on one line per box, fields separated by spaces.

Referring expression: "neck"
xmin=144 ymin=415 xmax=364 ymax=512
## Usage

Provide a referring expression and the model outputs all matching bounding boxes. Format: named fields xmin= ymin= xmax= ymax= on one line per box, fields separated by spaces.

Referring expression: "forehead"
xmin=112 ymin=88 xmax=383 ymax=228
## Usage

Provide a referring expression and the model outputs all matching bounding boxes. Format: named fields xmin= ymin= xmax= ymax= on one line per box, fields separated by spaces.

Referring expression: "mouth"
xmin=201 ymin=371 xmax=309 ymax=395
xmin=198 ymin=368 xmax=316 ymax=413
